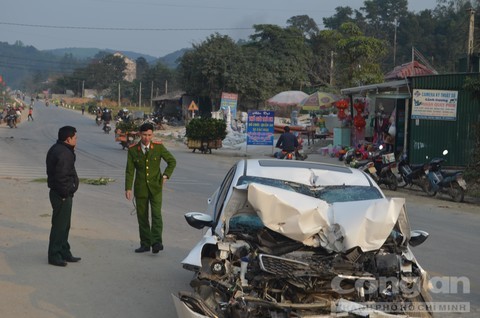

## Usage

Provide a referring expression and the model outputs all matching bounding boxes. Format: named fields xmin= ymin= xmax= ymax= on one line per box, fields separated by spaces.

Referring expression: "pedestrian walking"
xmin=81 ymin=104 xmax=85 ymax=115
xmin=125 ymin=122 xmax=176 ymax=254
xmin=27 ymin=107 xmax=34 ymax=121
xmin=46 ymin=126 xmax=81 ymax=267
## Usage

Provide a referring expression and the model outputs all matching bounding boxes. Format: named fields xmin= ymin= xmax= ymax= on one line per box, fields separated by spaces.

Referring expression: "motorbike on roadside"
xmin=423 ymin=150 xmax=467 ymax=202
xmin=397 ymin=152 xmax=430 ymax=191
xmin=345 ymin=146 xmax=398 ymax=190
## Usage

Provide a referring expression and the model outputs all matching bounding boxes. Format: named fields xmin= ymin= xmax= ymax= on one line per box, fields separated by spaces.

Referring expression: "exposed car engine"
xmin=179 ymin=222 xmax=431 ymax=318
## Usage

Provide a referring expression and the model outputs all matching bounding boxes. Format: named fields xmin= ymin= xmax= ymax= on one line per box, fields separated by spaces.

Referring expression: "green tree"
xmin=287 ymin=15 xmax=319 ymax=38
xmin=323 ymin=6 xmax=356 ymax=30
xmin=84 ymin=54 xmax=126 ymax=91
xmin=248 ymin=24 xmax=312 ymax=91
xmin=335 ymin=22 xmax=387 ymax=86
xmin=178 ymin=33 xmax=246 ymax=109
xmin=136 ymin=57 xmax=149 ymax=79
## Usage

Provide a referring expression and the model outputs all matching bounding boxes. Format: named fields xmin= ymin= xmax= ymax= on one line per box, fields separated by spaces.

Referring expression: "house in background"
xmin=114 ymin=52 xmax=136 ymax=82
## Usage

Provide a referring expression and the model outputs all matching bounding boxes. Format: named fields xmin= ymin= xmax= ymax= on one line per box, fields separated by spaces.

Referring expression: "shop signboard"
xmin=411 ymin=89 xmax=458 ymax=120
xmin=247 ymin=110 xmax=274 ymax=146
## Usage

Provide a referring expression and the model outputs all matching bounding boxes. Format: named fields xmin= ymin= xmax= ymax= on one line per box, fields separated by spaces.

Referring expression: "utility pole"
xmin=150 ymin=81 xmax=153 ymax=109
xmin=139 ymin=82 xmax=142 ymax=107
xmin=329 ymin=51 xmax=334 ymax=86
xmin=467 ymin=8 xmax=476 ymax=72
xmin=165 ymin=80 xmax=168 ymax=94
xmin=118 ymin=83 xmax=121 ymax=107
xmin=393 ymin=18 xmax=398 ymax=67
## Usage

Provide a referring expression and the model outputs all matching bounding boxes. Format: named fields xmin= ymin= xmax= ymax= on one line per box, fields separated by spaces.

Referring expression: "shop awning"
xmin=340 ymin=79 xmax=410 ymax=96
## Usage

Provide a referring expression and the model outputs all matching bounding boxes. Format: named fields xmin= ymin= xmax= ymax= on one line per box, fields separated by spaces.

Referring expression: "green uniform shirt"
xmin=125 ymin=141 xmax=176 ymax=198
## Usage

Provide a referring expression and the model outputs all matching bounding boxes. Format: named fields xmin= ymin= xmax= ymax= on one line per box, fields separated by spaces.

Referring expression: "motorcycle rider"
xmin=101 ymin=108 xmax=112 ymax=132
xmin=274 ymin=126 xmax=298 ymax=159
xmin=7 ymin=106 xmax=17 ymax=128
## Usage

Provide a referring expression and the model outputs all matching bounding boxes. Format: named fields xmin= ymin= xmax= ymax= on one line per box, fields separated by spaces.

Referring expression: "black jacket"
xmin=275 ymin=132 xmax=298 ymax=152
xmin=46 ymin=141 xmax=79 ymax=198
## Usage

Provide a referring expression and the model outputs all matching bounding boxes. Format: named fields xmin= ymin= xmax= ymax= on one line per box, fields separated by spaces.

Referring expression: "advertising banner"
xmin=220 ymin=92 xmax=238 ymax=119
xmin=247 ymin=110 xmax=274 ymax=146
xmin=411 ymin=89 xmax=458 ymax=120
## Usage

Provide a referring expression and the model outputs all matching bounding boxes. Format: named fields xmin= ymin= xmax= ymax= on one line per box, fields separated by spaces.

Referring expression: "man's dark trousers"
xmin=48 ymin=190 xmax=73 ymax=262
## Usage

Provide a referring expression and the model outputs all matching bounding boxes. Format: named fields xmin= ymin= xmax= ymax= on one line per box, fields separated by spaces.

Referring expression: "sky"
xmin=0 ymin=0 xmax=438 ymax=58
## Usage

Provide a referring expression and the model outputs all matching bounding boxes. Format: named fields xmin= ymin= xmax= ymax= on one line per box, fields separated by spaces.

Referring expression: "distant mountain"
xmin=0 ymin=41 xmax=189 ymax=89
xmin=45 ymin=47 xmax=190 ymax=68
xmin=157 ymin=48 xmax=190 ymax=69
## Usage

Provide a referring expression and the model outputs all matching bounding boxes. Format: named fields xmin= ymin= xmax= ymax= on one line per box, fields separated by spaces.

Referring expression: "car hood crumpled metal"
xmin=246 ymin=183 xmax=408 ymax=252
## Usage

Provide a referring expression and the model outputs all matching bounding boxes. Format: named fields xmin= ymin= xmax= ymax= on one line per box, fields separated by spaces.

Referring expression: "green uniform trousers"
xmin=48 ymin=190 xmax=73 ymax=262
xmin=136 ymin=190 xmax=163 ymax=247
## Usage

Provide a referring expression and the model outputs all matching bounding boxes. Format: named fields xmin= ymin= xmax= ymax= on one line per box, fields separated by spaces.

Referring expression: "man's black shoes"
xmin=152 ymin=243 xmax=163 ymax=254
xmin=135 ymin=246 xmax=150 ymax=253
xmin=49 ymin=259 xmax=68 ymax=267
xmin=65 ymin=256 xmax=81 ymax=262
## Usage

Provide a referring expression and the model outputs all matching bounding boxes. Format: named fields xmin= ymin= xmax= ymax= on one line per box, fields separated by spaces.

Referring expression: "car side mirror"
xmin=409 ymin=230 xmax=429 ymax=247
xmin=184 ymin=212 xmax=214 ymax=230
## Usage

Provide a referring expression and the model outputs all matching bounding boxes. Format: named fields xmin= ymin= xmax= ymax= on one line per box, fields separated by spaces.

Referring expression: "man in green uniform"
xmin=125 ymin=123 xmax=176 ymax=254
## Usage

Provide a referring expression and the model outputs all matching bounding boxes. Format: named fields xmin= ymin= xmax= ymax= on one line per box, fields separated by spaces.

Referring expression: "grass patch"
xmin=31 ymin=177 xmax=115 ymax=185
xmin=32 ymin=178 xmax=47 ymax=183
xmin=81 ymin=177 xmax=115 ymax=185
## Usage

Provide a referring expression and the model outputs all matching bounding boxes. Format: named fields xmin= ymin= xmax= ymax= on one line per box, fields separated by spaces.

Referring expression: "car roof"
xmin=238 ymin=159 xmax=376 ymax=188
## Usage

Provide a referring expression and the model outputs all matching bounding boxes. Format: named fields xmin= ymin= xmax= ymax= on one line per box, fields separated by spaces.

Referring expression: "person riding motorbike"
xmin=101 ymin=108 xmax=112 ymax=132
xmin=7 ymin=106 xmax=17 ymax=128
xmin=274 ymin=126 xmax=298 ymax=159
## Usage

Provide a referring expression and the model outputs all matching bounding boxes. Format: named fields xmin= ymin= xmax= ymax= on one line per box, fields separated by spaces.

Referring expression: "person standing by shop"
xmin=46 ymin=126 xmax=81 ymax=267
xmin=125 ymin=123 xmax=176 ymax=254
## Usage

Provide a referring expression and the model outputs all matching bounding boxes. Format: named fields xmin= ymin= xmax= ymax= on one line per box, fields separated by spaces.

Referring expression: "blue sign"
xmin=247 ymin=111 xmax=274 ymax=146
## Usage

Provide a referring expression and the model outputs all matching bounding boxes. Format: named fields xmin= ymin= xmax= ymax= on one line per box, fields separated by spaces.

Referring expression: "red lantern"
xmin=335 ymin=99 xmax=349 ymax=120
xmin=353 ymin=100 xmax=366 ymax=130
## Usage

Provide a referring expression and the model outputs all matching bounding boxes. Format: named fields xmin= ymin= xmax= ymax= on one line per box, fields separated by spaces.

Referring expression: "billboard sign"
xmin=246 ymin=110 xmax=274 ymax=146
xmin=412 ymin=89 xmax=458 ymax=120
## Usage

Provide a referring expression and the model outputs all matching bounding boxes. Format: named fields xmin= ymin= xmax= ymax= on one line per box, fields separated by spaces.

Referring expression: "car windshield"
xmin=237 ymin=176 xmax=382 ymax=203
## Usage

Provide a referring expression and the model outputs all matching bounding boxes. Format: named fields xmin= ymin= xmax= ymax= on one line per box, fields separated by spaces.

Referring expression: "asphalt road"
xmin=0 ymin=102 xmax=478 ymax=317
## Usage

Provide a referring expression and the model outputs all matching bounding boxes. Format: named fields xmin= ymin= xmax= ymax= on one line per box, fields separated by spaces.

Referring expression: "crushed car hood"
xmin=247 ymin=183 xmax=407 ymax=252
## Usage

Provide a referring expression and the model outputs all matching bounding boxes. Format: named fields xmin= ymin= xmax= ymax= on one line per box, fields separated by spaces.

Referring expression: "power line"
xmin=0 ymin=21 xmax=254 ymax=32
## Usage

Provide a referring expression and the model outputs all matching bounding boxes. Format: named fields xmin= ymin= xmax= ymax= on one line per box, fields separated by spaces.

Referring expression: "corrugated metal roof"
xmin=341 ymin=79 xmax=410 ymax=95
xmin=384 ymin=61 xmax=436 ymax=80
xmin=152 ymin=90 xmax=185 ymax=101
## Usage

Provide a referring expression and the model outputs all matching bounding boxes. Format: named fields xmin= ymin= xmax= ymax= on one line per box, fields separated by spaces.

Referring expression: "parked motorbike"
xmin=397 ymin=152 xmax=430 ymax=191
xmin=424 ymin=150 xmax=467 ymax=202
xmin=346 ymin=147 xmax=398 ymax=190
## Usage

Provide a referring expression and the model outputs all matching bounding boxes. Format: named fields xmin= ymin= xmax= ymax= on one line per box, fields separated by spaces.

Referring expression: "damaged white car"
xmin=173 ymin=159 xmax=433 ymax=318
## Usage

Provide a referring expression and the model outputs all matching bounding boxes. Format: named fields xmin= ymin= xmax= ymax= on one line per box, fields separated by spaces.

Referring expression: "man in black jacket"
xmin=46 ymin=126 xmax=81 ymax=267
xmin=275 ymin=126 xmax=298 ymax=158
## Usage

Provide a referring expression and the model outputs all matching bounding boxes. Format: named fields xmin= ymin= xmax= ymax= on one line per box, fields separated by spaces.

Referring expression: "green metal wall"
xmin=409 ymin=74 xmax=480 ymax=167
